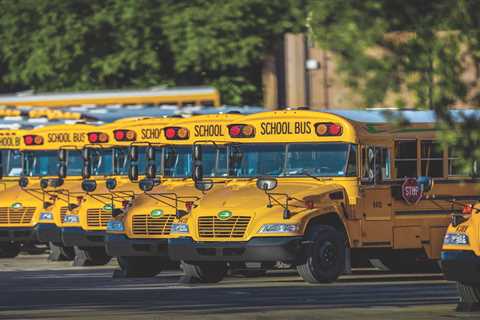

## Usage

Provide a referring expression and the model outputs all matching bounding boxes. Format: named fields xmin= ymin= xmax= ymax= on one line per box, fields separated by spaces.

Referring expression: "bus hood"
xmin=195 ymin=180 xmax=345 ymax=212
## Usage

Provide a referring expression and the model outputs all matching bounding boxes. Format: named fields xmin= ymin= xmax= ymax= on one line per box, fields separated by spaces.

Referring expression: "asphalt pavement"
xmin=0 ymin=255 xmax=478 ymax=320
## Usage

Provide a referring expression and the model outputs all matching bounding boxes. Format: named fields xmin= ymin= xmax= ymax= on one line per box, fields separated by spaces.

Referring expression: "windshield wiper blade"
xmin=299 ymin=170 xmax=330 ymax=182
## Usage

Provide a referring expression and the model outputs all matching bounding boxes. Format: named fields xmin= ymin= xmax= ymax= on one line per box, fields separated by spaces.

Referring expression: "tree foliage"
xmin=309 ymin=0 xmax=480 ymax=170
xmin=0 ymin=0 xmax=304 ymax=105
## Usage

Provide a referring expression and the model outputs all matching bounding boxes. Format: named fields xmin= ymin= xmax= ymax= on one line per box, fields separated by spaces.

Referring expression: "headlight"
xmin=444 ymin=233 xmax=469 ymax=245
xmin=106 ymin=220 xmax=124 ymax=232
xmin=258 ymin=224 xmax=299 ymax=233
xmin=63 ymin=214 xmax=80 ymax=224
xmin=39 ymin=212 xmax=53 ymax=221
xmin=171 ymin=223 xmax=189 ymax=234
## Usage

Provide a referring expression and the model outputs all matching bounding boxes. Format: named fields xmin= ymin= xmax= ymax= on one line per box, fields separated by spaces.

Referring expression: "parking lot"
xmin=0 ymin=255 xmax=477 ymax=320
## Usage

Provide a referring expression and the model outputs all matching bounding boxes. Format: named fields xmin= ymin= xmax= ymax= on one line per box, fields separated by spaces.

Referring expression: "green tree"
xmin=308 ymin=0 xmax=480 ymax=170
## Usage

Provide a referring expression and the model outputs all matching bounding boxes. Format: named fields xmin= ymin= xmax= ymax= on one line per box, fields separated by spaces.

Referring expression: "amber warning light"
xmin=114 ymin=130 xmax=136 ymax=142
xmin=23 ymin=135 xmax=44 ymax=145
xmin=314 ymin=123 xmax=343 ymax=136
xmin=88 ymin=132 xmax=109 ymax=143
xmin=228 ymin=124 xmax=255 ymax=138
xmin=164 ymin=127 xmax=189 ymax=140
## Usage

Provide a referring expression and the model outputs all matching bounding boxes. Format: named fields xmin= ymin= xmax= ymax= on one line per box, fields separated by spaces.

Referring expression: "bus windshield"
xmin=229 ymin=143 xmax=356 ymax=178
xmin=65 ymin=150 xmax=83 ymax=176
xmin=149 ymin=145 xmax=227 ymax=178
xmin=115 ymin=147 xmax=149 ymax=176
xmin=23 ymin=150 xmax=59 ymax=177
xmin=0 ymin=150 xmax=22 ymax=177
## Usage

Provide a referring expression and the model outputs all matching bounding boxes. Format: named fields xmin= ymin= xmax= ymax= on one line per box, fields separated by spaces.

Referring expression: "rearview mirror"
xmin=129 ymin=146 xmax=138 ymax=162
xmin=192 ymin=164 xmax=203 ymax=182
xmin=146 ymin=164 xmax=156 ymax=179
xmin=139 ymin=178 xmax=155 ymax=192
xmin=58 ymin=149 xmax=67 ymax=162
xmin=256 ymin=177 xmax=278 ymax=191
xmin=58 ymin=163 xmax=67 ymax=178
xmin=19 ymin=177 xmax=28 ymax=188
xmin=417 ymin=176 xmax=434 ymax=192
xmin=147 ymin=146 xmax=155 ymax=161
xmin=81 ymin=179 xmax=97 ymax=193
xmin=82 ymin=148 xmax=90 ymax=161
xmin=40 ymin=178 xmax=49 ymax=189
xmin=194 ymin=179 xmax=214 ymax=192
xmin=50 ymin=178 xmax=64 ymax=188
xmin=82 ymin=162 xmax=91 ymax=179
xmin=128 ymin=164 xmax=139 ymax=182
xmin=193 ymin=144 xmax=202 ymax=161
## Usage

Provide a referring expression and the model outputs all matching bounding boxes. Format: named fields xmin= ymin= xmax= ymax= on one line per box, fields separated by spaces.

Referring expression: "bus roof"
xmin=0 ymin=87 xmax=220 ymax=107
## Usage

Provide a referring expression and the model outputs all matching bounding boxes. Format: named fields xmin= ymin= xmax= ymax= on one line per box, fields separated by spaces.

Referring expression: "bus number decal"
xmin=260 ymin=121 xmax=311 ymax=135
xmin=194 ymin=125 xmax=224 ymax=137
xmin=141 ymin=128 xmax=162 ymax=139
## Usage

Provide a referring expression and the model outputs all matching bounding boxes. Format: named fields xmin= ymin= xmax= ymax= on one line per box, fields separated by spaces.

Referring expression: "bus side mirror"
xmin=192 ymin=164 xmax=203 ymax=182
xmin=82 ymin=148 xmax=90 ymax=161
xmin=139 ymin=178 xmax=155 ymax=192
xmin=81 ymin=179 xmax=97 ymax=193
xmin=146 ymin=163 xmax=156 ymax=179
xmin=129 ymin=146 xmax=138 ymax=162
xmin=58 ymin=149 xmax=67 ymax=162
xmin=106 ymin=178 xmax=117 ymax=190
xmin=256 ymin=177 xmax=278 ymax=191
xmin=193 ymin=144 xmax=202 ymax=161
xmin=417 ymin=176 xmax=433 ymax=192
xmin=147 ymin=146 xmax=155 ymax=161
xmin=129 ymin=165 xmax=139 ymax=182
xmin=58 ymin=163 xmax=67 ymax=178
xmin=194 ymin=179 xmax=213 ymax=192
xmin=82 ymin=162 xmax=91 ymax=179
xmin=19 ymin=177 xmax=28 ymax=188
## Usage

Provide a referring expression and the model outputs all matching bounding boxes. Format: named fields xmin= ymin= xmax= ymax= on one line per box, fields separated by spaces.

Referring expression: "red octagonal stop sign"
xmin=402 ymin=178 xmax=423 ymax=205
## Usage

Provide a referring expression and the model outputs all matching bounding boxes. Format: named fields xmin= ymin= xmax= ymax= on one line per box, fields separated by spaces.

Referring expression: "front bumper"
xmin=61 ymin=227 xmax=105 ymax=248
xmin=35 ymin=223 xmax=62 ymax=244
xmin=105 ymin=234 xmax=169 ymax=257
xmin=441 ymin=250 xmax=480 ymax=284
xmin=168 ymin=236 xmax=303 ymax=262
xmin=0 ymin=227 xmax=36 ymax=242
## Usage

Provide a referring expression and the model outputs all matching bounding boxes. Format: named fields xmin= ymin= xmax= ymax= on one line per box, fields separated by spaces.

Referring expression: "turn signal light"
xmin=113 ymin=129 xmax=136 ymax=142
xmin=88 ymin=132 xmax=109 ymax=143
xmin=228 ymin=124 xmax=255 ymax=138
xmin=164 ymin=127 xmax=189 ymax=140
xmin=314 ymin=123 xmax=343 ymax=136
xmin=23 ymin=135 xmax=44 ymax=145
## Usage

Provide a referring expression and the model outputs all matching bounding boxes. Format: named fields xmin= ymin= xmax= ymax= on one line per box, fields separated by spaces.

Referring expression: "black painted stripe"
xmin=394 ymin=209 xmax=461 ymax=216
xmin=362 ymin=241 xmax=391 ymax=246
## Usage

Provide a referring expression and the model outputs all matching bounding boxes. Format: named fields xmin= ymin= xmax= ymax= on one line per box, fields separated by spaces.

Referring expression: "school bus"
xmin=59 ymin=117 xmax=177 ymax=265
xmin=167 ymin=109 xmax=479 ymax=283
xmin=19 ymin=123 xmax=105 ymax=261
xmin=105 ymin=113 xmax=242 ymax=277
xmin=0 ymin=87 xmax=220 ymax=108
xmin=441 ymin=202 xmax=480 ymax=305
xmin=0 ymin=129 xmax=26 ymax=257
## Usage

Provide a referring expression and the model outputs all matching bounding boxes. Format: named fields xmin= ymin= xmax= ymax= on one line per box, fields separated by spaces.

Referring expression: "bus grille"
xmin=0 ymin=207 xmax=35 ymax=224
xmin=198 ymin=216 xmax=251 ymax=238
xmin=86 ymin=209 xmax=111 ymax=227
xmin=132 ymin=214 xmax=175 ymax=235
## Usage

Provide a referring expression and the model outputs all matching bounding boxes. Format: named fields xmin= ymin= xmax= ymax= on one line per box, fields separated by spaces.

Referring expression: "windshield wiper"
xmin=298 ymin=170 xmax=331 ymax=182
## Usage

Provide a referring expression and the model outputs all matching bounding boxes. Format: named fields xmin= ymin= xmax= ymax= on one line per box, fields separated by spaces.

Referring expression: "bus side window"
xmin=362 ymin=146 xmax=390 ymax=184
xmin=395 ymin=140 xmax=417 ymax=178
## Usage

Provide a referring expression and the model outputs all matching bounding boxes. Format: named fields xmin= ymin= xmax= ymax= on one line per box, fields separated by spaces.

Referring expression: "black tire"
xmin=48 ymin=242 xmax=75 ymax=261
xmin=181 ymin=261 xmax=227 ymax=283
xmin=117 ymin=256 xmax=165 ymax=277
xmin=458 ymin=282 xmax=480 ymax=303
xmin=296 ymin=225 xmax=346 ymax=283
xmin=0 ymin=242 xmax=21 ymax=258
xmin=73 ymin=246 xmax=111 ymax=266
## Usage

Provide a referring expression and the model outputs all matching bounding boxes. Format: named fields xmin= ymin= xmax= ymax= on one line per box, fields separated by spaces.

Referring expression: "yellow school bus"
xmin=441 ymin=202 xmax=480 ymax=305
xmin=167 ymin=109 xmax=479 ymax=283
xmin=59 ymin=117 xmax=176 ymax=265
xmin=20 ymin=123 xmax=104 ymax=260
xmin=0 ymin=87 xmax=220 ymax=108
xmin=0 ymin=129 xmax=26 ymax=257
xmin=105 ymin=113 xmax=242 ymax=277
